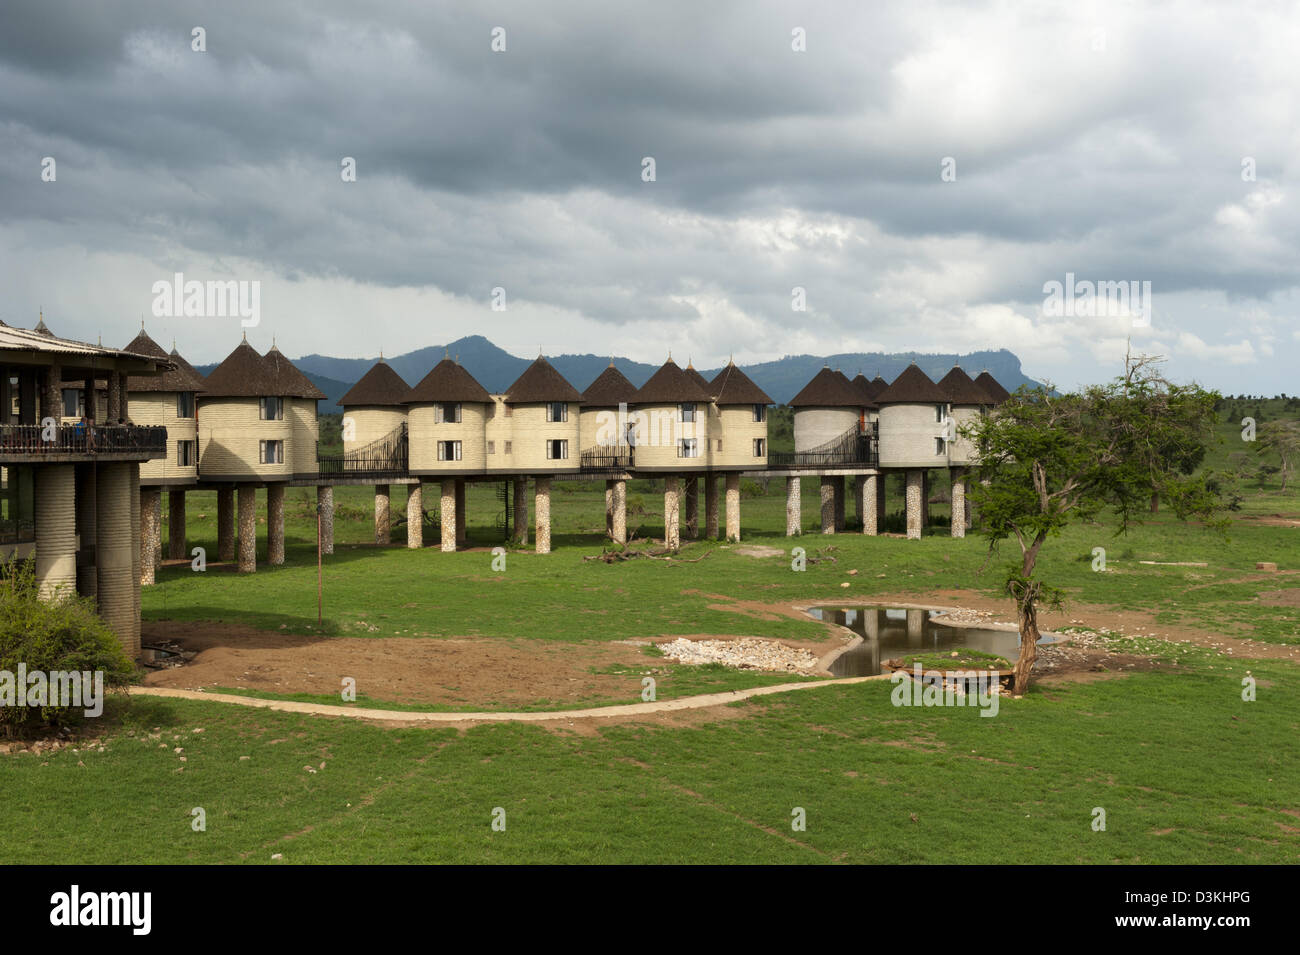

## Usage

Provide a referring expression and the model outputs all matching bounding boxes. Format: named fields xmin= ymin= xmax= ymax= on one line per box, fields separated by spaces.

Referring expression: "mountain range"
xmin=195 ymin=335 xmax=1044 ymax=413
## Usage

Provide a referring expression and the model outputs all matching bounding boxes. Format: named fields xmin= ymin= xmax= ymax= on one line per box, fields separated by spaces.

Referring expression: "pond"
xmin=804 ymin=606 xmax=1056 ymax=677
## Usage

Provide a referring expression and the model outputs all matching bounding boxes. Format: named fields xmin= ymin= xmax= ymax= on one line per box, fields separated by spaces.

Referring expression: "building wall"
xmin=631 ymin=403 xmax=709 ymax=471
xmin=944 ymin=404 xmax=984 ymax=465
xmin=289 ymin=398 xmax=319 ymax=478
xmin=129 ymin=391 xmax=199 ymax=484
xmin=341 ymin=406 xmax=405 ymax=453
xmin=197 ymin=397 xmax=293 ymax=480
xmin=408 ymin=402 xmax=487 ymax=473
xmin=712 ymin=405 xmax=768 ymax=469
xmin=504 ymin=403 xmax=580 ymax=473
xmin=483 ymin=396 xmax=513 ymax=469
xmin=877 ymin=402 xmax=950 ymax=468
xmin=794 ymin=407 xmax=858 ymax=452
xmin=579 ymin=406 xmax=631 ymax=450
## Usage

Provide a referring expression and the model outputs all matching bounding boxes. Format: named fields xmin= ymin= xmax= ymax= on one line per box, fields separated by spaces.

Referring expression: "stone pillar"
xmin=906 ymin=609 xmax=925 ymax=644
xmin=663 ymin=476 xmax=681 ymax=551
xmin=725 ymin=473 xmax=740 ymax=542
xmin=167 ymin=489 xmax=186 ymax=560
xmin=35 ymin=464 xmax=76 ymax=599
xmin=950 ymin=470 xmax=966 ymax=539
xmin=95 ymin=463 xmax=136 ymax=655
xmin=237 ymin=485 xmax=257 ymax=572
xmin=833 ymin=476 xmax=846 ymax=531
xmin=820 ymin=477 xmax=835 ymax=535
xmin=861 ymin=473 xmax=880 ymax=536
xmin=440 ymin=479 xmax=456 ymax=552
xmin=217 ymin=488 xmax=235 ymax=562
xmin=75 ymin=465 xmax=97 ymax=599
xmin=40 ymin=364 xmax=62 ymax=424
xmin=374 ymin=484 xmax=391 ymax=545
xmin=455 ymin=479 xmax=467 ymax=546
xmin=612 ymin=479 xmax=627 ymax=545
xmin=905 ymin=470 xmax=923 ymax=540
xmin=407 ymin=482 xmax=423 ymax=549
xmin=535 ymin=476 xmax=552 ymax=554
xmin=140 ymin=486 xmax=161 ymax=585
xmin=785 ymin=476 xmax=801 ymax=536
xmin=317 ymin=485 xmax=334 ymax=555
xmin=130 ymin=464 xmax=141 ymax=641
xmin=513 ymin=478 xmax=528 ymax=545
xmin=267 ymin=483 xmax=285 ymax=565
xmin=704 ymin=475 xmax=718 ymax=539
xmin=605 ymin=480 xmax=615 ymax=538
xmin=685 ymin=476 xmax=699 ymax=539
xmin=107 ymin=372 xmax=122 ymax=422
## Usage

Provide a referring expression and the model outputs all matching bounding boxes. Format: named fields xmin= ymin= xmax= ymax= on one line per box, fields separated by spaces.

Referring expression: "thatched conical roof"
xmin=709 ymin=362 xmax=773 ymax=405
xmin=404 ymin=358 xmax=492 ymax=404
xmin=123 ymin=330 xmax=205 ymax=392
xmin=581 ymin=363 xmax=638 ymax=407
xmin=505 ymin=356 xmax=581 ymax=404
xmin=790 ymin=366 xmax=865 ymax=408
xmin=973 ymin=371 xmax=1012 ymax=404
xmin=201 ymin=339 xmax=281 ymax=398
xmin=937 ymin=366 xmax=993 ymax=406
xmin=633 ymin=358 xmax=711 ymax=404
xmin=874 ymin=363 xmax=949 ymax=404
xmin=263 ymin=345 xmax=326 ymax=399
xmin=339 ymin=359 xmax=410 ymax=407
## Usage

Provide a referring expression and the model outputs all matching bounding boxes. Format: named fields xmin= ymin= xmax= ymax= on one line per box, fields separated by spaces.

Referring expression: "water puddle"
xmin=805 ymin=606 xmax=1055 ymax=677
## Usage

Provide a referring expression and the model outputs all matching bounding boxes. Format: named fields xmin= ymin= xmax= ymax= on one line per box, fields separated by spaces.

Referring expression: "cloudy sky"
xmin=1 ymin=0 xmax=1296 ymax=392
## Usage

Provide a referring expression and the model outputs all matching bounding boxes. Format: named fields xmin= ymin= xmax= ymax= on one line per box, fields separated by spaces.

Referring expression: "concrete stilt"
xmin=906 ymin=608 xmax=925 ymax=643
xmin=612 ymin=479 xmax=627 ymax=545
xmin=317 ymin=485 xmax=334 ymax=555
xmin=440 ymin=480 xmax=456 ymax=552
xmin=535 ymin=477 xmax=552 ymax=554
xmin=905 ymin=470 xmax=923 ymax=540
xmin=950 ymin=470 xmax=966 ymax=539
xmin=725 ymin=473 xmax=740 ymax=542
xmin=96 ymin=463 xmax=136 ymax=654
xmin=268 ymin=483 xmax=285 ymax=565
xmin=168 ymin=489 xmax=186 ymax=560
xmin=130 ymin=464 xmax=140 ymax=642
xmin=833 ymin=476 xmax=846 ymax=531
xmin=820 ymin=477 xmax=835 ymax=535
xmin=455 ymin=479 xmax=467 ymax=546
xmin=685 ymin=476 xmax=699 ymax=539
xmin=862 ymin=473 xmax=880 ymax=536
xmin=35 ymin=464 xmax=76 ymax=599
xmin=75 ymin=465 xmax=97 ymax=599
xmin=407 ymin=482 xmax=423 ymax=548
xmin=374 ymin=484 xmax=391 ymax=545
xmin=664 ymin=476 xmax=681 ymax=551
xmin=513 ymin=478 xmax=528 ymax=545
xmin=237 ymin=486 xmax=257 ymax=572
xmin=704 ymin=475 xmax=718 ymax=539
xmin=605 ymin=480 xmax=615 ymax=538
xmin=140 ymin=486 xmax=160 ymax=584
xmin=785 ymin=476 xmax=801 ymax=536
xmin=217 ymin=488 xmax=235 ymax=562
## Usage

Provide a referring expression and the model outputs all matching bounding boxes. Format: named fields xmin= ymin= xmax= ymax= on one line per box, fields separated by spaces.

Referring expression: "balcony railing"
xmin=317 ymin=422 xmax=409 ymax=478
xmin=768 ymin=422 xmax=878 ymax=469
xmin=579 ymin=445 xmax=635 ymax=471
xmin=0 ymin=423 xmax=168 ymax=456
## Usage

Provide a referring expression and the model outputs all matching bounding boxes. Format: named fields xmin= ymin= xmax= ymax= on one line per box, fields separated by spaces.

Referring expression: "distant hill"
xmin=203 ymin=335 xmax=1044 ymax=413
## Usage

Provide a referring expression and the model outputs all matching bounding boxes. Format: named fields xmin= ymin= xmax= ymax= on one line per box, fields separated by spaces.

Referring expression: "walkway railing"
xmin=317 ymin=422 xmax=409 ymax=478
xmin=579 ymin=445 xmax=635 ymax=471
xmin=0 ymin=423 xmax=167 ymax=456
xmin=768 ymin=422 xmax=878 ymax=468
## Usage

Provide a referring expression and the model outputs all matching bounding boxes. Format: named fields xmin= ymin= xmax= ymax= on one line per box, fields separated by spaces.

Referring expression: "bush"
xmin=0 ymin=558 xmax=135 ymax=736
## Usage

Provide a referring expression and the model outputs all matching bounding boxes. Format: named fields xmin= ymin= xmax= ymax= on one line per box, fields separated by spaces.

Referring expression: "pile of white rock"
xmin=657 ymin=637 xmax=819 ymax=673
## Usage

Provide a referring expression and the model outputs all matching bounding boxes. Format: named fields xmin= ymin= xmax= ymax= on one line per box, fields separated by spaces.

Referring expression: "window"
xmin=935 ymin=404 xmax=947 ymax=423
xmin=177 ymin=440 xmax=196 ymax=467
xmin=487 ymin=440 xmax=496 ymax=454
xmin=504 ymin=440 xmax=512 ymax=455
xmin=716 ymin=439 xmax=723 ymax=451
xmin=679 ymin=403 xmax=697 ymax=423
xmin=546 ymin=402 xmax=568 ymax=423
xmin=935 ymin=437 xmax=946 ymax=455
xmin=753 ymin=404 xmax=766 ymax=422
xmin=546 ymin=439 xmax=569 ymax=460
xmin=62 ymin=389 xmax=83 ymax=418
xmin=437 ymin=440 xmax=462 ymax=461
xmin=259 ymin=439 xmax=284 ymax=464
xmin=435 ymin=402 xmax=461 ymax=424
xmin=753 ymin=438 xmax=765 ymax=457
xmin=260 ymin=396 xmax=283 ymax=421
xmin=0 ymin=466 xmax=36 ymax=544
xmin=678 ymin=438 xmax=699 ymax=458
xmin=177 ymin=392 xmax=195 ymax=418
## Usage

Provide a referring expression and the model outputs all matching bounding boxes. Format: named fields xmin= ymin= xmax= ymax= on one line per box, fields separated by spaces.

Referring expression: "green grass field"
xmin=3 ymin=403 xmax=1297 ymax=863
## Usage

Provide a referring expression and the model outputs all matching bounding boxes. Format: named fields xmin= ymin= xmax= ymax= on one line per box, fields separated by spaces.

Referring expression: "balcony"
xmin=579 ymin=445 xmax=635 ymax=472
xmin=0 ymin=423 xmax=168 ymax=462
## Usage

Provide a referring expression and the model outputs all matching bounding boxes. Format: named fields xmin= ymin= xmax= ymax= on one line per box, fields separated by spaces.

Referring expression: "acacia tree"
xmin=963 ymin=352 xmax=1229 ymax=694
xmin=1256 ymin=419 xmax=1300 ymax=492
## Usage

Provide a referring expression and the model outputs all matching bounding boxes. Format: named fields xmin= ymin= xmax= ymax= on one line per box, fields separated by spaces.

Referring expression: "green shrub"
xmin=0 ymin=557 xmax=135 ymax=736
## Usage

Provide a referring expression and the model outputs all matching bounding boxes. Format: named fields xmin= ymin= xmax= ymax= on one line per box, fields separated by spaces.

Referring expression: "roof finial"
xmin=379 ymin=348 xmax=384 ymax=360
xmin=172 ymin=337 xmax=177 ymax=351
xmin=608 ymin=355 xmax=615 ymax=367
xmin=140 ymin=314 xmax=145 ymax=330
xmin=242 ymin=329 xmax=247 ymax=341
xmin=444 ymin=347 xmax=449 ymax=360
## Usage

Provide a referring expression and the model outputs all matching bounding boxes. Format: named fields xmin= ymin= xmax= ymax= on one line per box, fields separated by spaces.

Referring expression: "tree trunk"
xmin=1013 ymin=599 xmax=1041 ymax=695
xmin=1149 ymin=491 xmax=1159 ymax=514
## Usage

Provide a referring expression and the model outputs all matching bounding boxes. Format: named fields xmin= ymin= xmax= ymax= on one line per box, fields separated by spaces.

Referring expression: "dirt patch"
xmin=1258 ymin=589 xmax=1300 ymax=608
xmin=141 ymin=621 xmax=654 ymax=708
xmin=733 ymin=545 xmax=784 ymax=558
